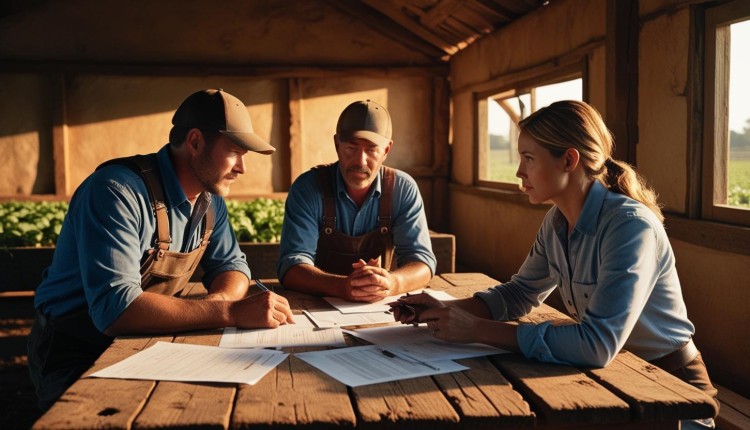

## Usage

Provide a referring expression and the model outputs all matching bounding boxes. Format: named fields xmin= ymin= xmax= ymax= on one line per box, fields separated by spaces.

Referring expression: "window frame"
xmin=702 ymin=0 xmax=750 ymax=226
xmin=473 ymin=63 xmax=585 ymax=191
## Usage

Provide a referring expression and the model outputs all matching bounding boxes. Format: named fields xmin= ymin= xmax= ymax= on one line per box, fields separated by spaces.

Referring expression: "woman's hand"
xmin=420 ymin=305 xmax=483 ymax=344
xmin=389 ymin=292 xmax=445 ymax=324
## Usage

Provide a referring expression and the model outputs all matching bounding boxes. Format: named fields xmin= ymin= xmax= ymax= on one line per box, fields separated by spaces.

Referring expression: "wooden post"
xmin=51 ymin=74 xmax=69 ymax=198
xmin=606 ymin=0 xmax=639 ymax=165
xmin=288 ymin=78 xmax=304 ymax=183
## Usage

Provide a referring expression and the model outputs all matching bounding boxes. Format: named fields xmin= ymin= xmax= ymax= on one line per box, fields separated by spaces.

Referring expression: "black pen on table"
xmin=380 ymin=348 xmax=440 ymax=371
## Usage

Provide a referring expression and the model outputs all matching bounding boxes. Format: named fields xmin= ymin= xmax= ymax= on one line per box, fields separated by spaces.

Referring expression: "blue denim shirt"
xmin=34 ymin=144 xmax=251 ymax=332
xmin=277 ymin=162 xmax=436 ymax=281
xmin=475 ymin=181 xmax=695 ymax=367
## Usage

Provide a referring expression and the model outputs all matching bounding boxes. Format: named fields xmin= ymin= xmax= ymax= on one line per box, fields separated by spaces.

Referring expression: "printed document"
xmin=295 ymin=345 xmax=468 ymax=387
xmin=324 ymin=289 xmax=457 ymax=314
xmin=89 ymin=341 xmax=287 ymax=385
xmin=346 ymin=324 xmax=507 ymax=361
xmin=302 ymin=309 xmax=396 ymax=328
xmin=220 ymin=324 xmax=346 ymax=348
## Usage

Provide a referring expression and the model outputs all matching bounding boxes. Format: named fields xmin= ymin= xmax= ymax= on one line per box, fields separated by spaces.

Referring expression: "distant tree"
xmin=730 ymin=118 xmax=750 ymax=151
xmin=489 ymin=133 xmax=509 ymax=150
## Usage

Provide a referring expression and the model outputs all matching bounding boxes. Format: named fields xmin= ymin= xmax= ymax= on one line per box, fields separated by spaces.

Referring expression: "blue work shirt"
xmin=475 ymin=181 xmax=695 ymax=367
xmin=277 ymin=162 xmax=436 ymax=281
xmin=34 ymin=144 xmax=252 ymax=333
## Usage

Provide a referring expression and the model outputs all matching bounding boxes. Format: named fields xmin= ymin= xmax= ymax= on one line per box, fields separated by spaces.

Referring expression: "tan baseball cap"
xmin=336 ymin=99 xmax=392 ymax=147
xmin=172 ymin=89 xmax=275 ymax=154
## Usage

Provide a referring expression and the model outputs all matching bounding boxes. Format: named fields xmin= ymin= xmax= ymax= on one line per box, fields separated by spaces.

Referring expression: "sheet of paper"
xmin=345 ymin=324 xmax=507 ymax=361
xmin=324 ymin=289 xmax=457 ymax=314
xmin=219 ymin=325 xmax=346 ymax=348
xmin=303 ymin=309 xmax=397 ymax=328
xmin=295 ymin=345 xmax=468 ymax=387
xmin=88 ymin=341 xmax=287 ymax=385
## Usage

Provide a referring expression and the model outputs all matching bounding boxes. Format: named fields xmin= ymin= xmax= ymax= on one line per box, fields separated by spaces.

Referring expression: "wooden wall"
xmin=449 ymin=0 xmax=749 ymax=397
xmin=0 ymin=1 xmax=451 ymax=230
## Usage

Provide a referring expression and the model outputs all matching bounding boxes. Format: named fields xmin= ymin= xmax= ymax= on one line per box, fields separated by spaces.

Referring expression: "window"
xmin=703 ymin=1 xmax=750 ymax=225
xmin=476 ymin=75 xmax=583 ymax=189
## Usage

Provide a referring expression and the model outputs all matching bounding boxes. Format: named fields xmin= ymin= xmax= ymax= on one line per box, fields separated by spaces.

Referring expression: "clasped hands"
xmin=342 ymin=257 xmax=395 ymax=302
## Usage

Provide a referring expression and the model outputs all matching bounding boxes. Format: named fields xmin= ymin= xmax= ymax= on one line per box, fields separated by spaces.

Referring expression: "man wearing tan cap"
xmin=277 ymin=100 xmax=436 ymax=302
xmin=29 ymin=89 xmax=294 ymax=411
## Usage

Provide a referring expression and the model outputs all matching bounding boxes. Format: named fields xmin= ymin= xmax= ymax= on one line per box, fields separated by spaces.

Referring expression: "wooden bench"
xmin=716 ymin=383 xmax=750 ymax=430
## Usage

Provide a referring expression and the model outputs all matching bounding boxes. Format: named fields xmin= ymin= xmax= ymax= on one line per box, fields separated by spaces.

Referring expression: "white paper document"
xmin=88 ymin=341 xmax=287 ymax=385
xmin=324 ymin=289 xmax=457 ymax=314
xmin=219 ymin=325 xmax=346 ymax=348
xmin=294 ymin=345 xmax=468 ymax=387
xmin=302 ymin=309 xmax=397 ymax=328
xmin=345 ymin=324 xmax=507 ymax=361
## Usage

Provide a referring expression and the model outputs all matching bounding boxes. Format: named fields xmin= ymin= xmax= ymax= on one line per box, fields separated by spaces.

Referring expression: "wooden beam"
xmin=51 ymin=74 xmax=69 ymax=198
xmin=325 ymin=0 xmax=450 ymax=59
xmin=0 ymin=61 xmax=449 ymax=78
xmin=358 ymin=0 xmax=458 ymax=55
xmin=421 ymin=0 xmax=467 ymax=29
xmin=605 ymin=0 xmax=639 ymax=165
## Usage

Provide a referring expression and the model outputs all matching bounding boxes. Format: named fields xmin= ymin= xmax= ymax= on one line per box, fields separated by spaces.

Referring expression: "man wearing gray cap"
xmin=277 ymin=100 xmax=436 ymax=302
xmin=28 ymin=89 xmax=294 ymax=411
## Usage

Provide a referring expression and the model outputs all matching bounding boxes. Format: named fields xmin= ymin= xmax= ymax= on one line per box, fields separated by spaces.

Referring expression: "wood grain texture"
xmin=133 ymin=331 xmax=235 ymax=429
xmin=432 ymin=357 xmax=535 ymax=429
xmin=352 ymin=376 xmax=459 ymax=429
xmin=231 ymin=347 xmax=356 ymax=429
xmin=32 ymin=336 xmax=171 ymax=430
xmin=585 ymin=351 xmax=718 ymax=421
xmin=491 ymin=353 xmax=630 ymax=427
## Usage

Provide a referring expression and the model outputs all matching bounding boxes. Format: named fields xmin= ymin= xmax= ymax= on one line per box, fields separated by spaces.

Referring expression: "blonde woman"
xmin=394 ymin=100 xmax=718 ymax=428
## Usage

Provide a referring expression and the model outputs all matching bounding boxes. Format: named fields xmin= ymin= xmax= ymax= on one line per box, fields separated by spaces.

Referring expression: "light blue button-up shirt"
xmin=34 ymin=144 xmax=252 ymax=332
xmin=277 ymin=162 xmax=436 ymax=281
xmin=475 ymin=181 xmax=694 ymax=367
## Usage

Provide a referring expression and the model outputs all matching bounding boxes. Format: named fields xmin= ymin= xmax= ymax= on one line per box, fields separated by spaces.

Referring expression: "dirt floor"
xmin=0 ymin=296 xmax=44 ymax=429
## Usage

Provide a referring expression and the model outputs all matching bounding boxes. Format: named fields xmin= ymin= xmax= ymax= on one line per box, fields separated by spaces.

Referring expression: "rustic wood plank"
xmin=432 ymin=357 xmax=535 ymax=428
xmin=133 ymin=330 xmax=234 ymax=429
xmin=491 ymin=353 xmax=630 ymax=427
xmin=352 ymin=376 xmax=460 ymax=429
xmin=440 ymin=272 xmax=498 ymax=287
xmin=32 ymin=336 xmax=171 ymax=430
xmin=585 ymin=351 xmax=718 ymax=422
xmin=231 ymin=346 xmax=356 ymax=429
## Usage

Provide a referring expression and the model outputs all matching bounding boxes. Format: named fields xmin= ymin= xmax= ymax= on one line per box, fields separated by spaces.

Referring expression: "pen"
xmin=255 ymin=279 xmax=270 ymax=292
xmin=380 ymin=348 xmax=440 ymax=371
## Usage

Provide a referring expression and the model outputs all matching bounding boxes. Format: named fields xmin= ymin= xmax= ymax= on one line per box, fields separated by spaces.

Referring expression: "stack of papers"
xmin=89 ymin=341 xmax=287 ymax=385
xmin=88 ymin=289 xmax=505 ymax=388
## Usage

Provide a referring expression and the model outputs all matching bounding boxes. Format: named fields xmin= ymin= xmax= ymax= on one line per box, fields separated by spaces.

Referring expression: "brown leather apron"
xmin=99 ymin=155 xmax=215 ymax=297
xmin=312 ymin=163 xmax=395 ymax=275
xmin=41 ymin=155 xmax=216 ymax=345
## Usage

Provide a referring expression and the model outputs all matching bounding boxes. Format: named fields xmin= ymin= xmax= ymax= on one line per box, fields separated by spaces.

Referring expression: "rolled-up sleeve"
xmin=75 ymin=175 xmax=146 ymax=332
xmin=391 ymin=174 xmax=436 ymax=274
xmin=277 ymin=172 xmax=321 ymax=281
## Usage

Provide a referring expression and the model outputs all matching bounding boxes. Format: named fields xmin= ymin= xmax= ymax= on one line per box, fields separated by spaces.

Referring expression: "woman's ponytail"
xmin=602 ymin=157 xmax=663 ymax=223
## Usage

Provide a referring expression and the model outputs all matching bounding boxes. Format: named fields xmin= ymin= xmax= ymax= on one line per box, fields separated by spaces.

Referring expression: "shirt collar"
xmin=333 ymin=161 xmax=382 ymax=202
xmin=552 ymin=180 xmax=608 ymax=237
xmin=576 ymin=180 xmax=608 ymax=236
xmin=156 ymin=144 xmax=191 ymax=210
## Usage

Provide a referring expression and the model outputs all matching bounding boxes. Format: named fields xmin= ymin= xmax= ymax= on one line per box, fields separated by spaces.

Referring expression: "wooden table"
xmin=32 ymin=273 xmax=716 ymax=429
